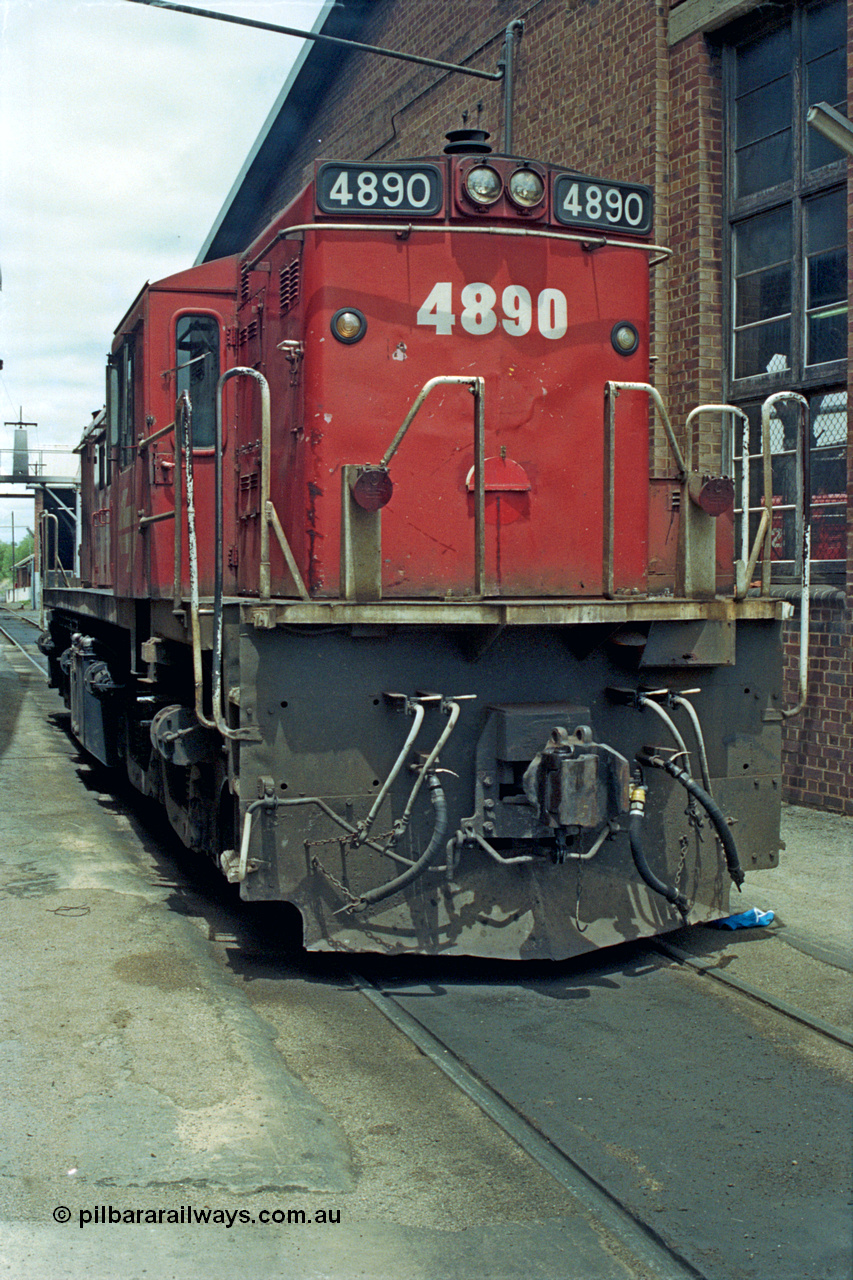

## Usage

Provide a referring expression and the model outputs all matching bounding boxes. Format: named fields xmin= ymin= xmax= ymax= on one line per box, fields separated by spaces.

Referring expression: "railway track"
xmin=351 ymin=964 xmax=704 ymax=1280
xmin=349 ymin=938 xmax=851 ymax=1280
xmin=0 ymin=608 xmax=48 ymax=675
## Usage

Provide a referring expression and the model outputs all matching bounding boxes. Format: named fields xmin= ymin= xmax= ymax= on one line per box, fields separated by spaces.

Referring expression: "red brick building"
xmin=200 ymin=0 xmax=851 ymax=813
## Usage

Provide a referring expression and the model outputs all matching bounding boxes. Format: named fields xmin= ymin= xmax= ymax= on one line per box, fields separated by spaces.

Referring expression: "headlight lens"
xmin=331 ymin=308 xmax=367 ymax=343
xmin=464 ymin=166 xmax=503 ymax=205
xmin=611 ymin=322 xmax=640 ymax=355
xmin=508 ymin=168 xmax=545 ymax=208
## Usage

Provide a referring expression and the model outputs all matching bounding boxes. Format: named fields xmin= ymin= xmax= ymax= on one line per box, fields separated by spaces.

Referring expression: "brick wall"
xmin=782 ymin=602 xmax=852 ymax=815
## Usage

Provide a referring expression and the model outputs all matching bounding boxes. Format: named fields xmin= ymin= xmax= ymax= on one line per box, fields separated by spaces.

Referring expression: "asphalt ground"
xmin=0 ymin=607 xmax=850 ymax=1279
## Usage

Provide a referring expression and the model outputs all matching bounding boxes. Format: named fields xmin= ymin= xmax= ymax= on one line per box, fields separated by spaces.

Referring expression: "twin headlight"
xmin=464 ymin=165 xmax=546 ymax=210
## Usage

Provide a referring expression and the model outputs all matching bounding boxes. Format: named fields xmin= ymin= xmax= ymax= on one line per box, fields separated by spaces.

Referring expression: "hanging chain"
xmin=304 ymin=828 xmax=397 ymax=850
xmin=310 ymin=852 xmax=361 ymax=910
xmin=676 ymin=832 xmax=694 ymax=912
xmin=685 ymin=800 xmax=704 ymax=840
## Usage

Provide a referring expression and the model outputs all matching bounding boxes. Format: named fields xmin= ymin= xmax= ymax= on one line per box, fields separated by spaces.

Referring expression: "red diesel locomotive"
xmin=43 ymin=134 xmax=790 ymax=958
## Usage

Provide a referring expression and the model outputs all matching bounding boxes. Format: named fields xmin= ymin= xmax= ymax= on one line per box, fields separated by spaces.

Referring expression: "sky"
xmin=0 ymin=0 xmax=327 ymax=550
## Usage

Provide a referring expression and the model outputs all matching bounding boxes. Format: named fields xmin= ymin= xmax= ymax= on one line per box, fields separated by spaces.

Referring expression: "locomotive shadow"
xmin=48 ymin=707 xmax=295 ymax=945
xmin=226 ymin=935 xmax=666 ymax=1006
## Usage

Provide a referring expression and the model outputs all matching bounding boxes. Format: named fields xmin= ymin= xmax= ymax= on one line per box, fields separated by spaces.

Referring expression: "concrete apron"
xmin=0 ymin=650 xmax=353 ymax=1194
xmin=0 ymin=641 xmax=656 ymax=1280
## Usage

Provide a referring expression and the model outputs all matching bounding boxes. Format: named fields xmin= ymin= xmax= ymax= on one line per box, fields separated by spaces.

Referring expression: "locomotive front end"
xmin=222 ymin=140 xmax=783 ymax=958
xmin=44 ymin=135 xmax=788 ymax=961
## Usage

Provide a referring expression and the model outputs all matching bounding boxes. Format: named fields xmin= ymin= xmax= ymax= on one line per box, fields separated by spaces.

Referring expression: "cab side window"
xmin=176 ymin=315 xmax=220 ymax=449
xmin=107 ymin=332 xmax=140 ymax=471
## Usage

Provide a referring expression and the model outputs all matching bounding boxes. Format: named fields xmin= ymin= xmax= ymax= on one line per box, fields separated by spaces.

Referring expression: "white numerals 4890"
xmin=416 ymin=282 xmax=568 ymax=340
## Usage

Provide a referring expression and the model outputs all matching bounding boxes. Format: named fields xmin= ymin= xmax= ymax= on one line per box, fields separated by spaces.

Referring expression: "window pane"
xmin=808 ymin=118 xmax=849 ymax=172
xmin=804 ymin=0 xmax=846 ymax=61
xmin=764 ymin=398 xmax=800 ymax=453
xmin=805 ymin=190 xmax=847 ymax=363
xmin=734 ymin=207 xmax=793 ymax=377
xmin=810 ymin=389 xmax=847 ymax=561
xmin=808 ymin=249 xmax=846 ymax=309
xmin=807 ymin=187 xmax=846 ymax=255
xmin=807 ymin=309 xmax=847 ymax=364
xmin=735 ymin=205 xmax=792 ymax=272
xmin=737 ymin=25 xmax=792 ymax=93
xmin=735 ymin=318 xmax=791 ymax=378
xmin=811 ymin=389 xmax=847 ymax=446
xmin=805 ymin=49 xmax=848 ymax=169
xmin=176 ymin=315 xmax=220 ymax=449
xmin=736 ymin=263 xmax=791 ymax=324
xmin=735 ymin=131 xmax=791 ymax=197
xmin=806 ymin=47 xmax=846 ymax=106
xmin=107 ymin=361 xmax=119 ymax=449
xmin=735 ymin=75 xmax=791 ymax=148
xmin=805 ymin=1 xmax=847 ymax=169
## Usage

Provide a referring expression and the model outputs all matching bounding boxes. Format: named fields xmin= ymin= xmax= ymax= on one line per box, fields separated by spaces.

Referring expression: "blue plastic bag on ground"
xmin=712 ymin=907 xmax=775 ymax=930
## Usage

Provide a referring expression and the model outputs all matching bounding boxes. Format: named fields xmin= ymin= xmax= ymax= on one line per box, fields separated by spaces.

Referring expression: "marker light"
xmin=331 ymin=308 xmax=367 ymax=343
xmin=464 ymin=166 xmax=503 ymax=205
xmin=611 ymin=322 xmax=640 ymax=355
xmin=508 ymin=168 xmax=545 ymax=208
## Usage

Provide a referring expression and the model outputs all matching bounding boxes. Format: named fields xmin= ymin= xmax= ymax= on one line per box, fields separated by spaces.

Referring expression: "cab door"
xmin=108 ymin=326 xmax=143 ymax=598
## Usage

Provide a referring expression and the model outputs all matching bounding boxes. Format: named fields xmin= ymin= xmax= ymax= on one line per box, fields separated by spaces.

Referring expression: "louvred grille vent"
xmin=238 ymin=319 xmax=259 ymax=347
xmin=279 ymin=259 xmax=301 ymax=314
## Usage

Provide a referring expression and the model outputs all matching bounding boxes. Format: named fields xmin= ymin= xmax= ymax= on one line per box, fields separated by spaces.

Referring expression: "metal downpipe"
xmin=501 ymin=20 xmax=524 ymax=154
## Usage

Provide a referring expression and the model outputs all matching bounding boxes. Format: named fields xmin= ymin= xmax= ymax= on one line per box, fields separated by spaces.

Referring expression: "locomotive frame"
xmin=42 ymin=139 xmax=792 ymax=960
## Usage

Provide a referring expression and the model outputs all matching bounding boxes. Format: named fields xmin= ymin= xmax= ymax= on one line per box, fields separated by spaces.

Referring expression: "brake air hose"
xmin=628 ymin=779 xmax=691 ymax=920
xmin=350 ymin=773 xmax=448 ymax=912
xmin=638 ymin=753 xmax=745 ymax=890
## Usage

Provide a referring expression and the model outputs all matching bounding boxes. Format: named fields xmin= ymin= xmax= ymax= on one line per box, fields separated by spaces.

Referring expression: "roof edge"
xmin=195 ymin=0 xmax=357 ymax=264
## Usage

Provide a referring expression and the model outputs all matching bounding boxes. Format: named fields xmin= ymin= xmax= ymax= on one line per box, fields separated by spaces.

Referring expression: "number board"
xmin=553 ymin=175 xmax=653 ymax=236
xmin=316 ymin=163 xmax=443 ymax=217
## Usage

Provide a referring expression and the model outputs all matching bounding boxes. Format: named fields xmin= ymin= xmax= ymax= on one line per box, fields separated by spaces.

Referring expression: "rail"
xmin=604 ymin=380 xmax=686 ymax=477
xmin=0 ymin=446 xmax=79 ymax=486
xmin=376 ymin=375 xmax=486 ymax=598
xmin=245 ymin=221 xmax=673 ymax=277
xmin=603 ymin=384 xmax=810 ymax=618
xmin=733 ymin=391 xmax=810 ymax=714
xmin=603 ymin=382 xmax=688 ymax=598
xmin=38 ymin=510 xmax=70 ymax=628
xmin=137 ymin=402 xmax=187 ymax=614
xmin=761 ymin=393 xmax=810 ymax=716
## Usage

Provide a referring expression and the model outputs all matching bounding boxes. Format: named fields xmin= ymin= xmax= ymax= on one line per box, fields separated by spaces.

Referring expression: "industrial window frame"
xmin=721 ymin=0 xmax=848 ymax=583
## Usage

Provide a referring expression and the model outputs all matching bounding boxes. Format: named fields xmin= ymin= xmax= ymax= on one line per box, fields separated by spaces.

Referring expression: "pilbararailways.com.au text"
xmin=55 ymin=1205 xmax=341 ymax=1229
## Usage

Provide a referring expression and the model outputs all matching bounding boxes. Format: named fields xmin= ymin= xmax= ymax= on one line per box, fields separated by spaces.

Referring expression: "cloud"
xmin=0 ymin=0 xmax=324 ymax=514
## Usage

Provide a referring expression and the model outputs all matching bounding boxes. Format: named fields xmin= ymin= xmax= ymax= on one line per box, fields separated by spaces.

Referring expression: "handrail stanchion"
xmin=757 ymin=392 xmax=811 ymax=717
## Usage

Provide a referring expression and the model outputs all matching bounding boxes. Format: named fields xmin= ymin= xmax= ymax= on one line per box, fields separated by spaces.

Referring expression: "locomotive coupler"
xmin=522 ymin=725 xmax=631 ymax=832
